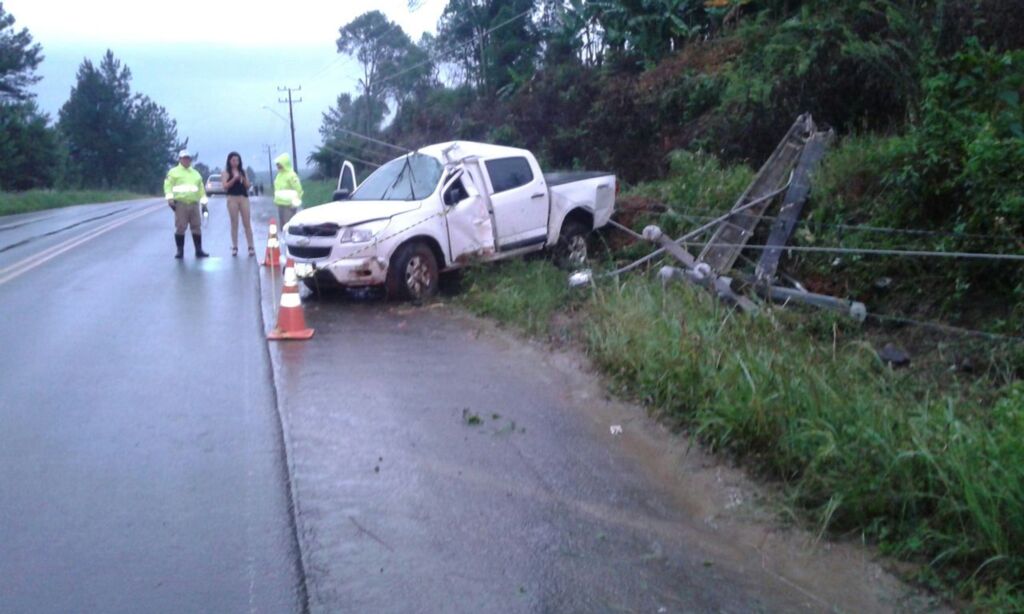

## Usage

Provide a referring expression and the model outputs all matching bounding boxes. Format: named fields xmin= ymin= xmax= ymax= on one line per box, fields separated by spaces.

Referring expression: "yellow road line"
xmin=0 ymin=202 xmax=164 ymax=286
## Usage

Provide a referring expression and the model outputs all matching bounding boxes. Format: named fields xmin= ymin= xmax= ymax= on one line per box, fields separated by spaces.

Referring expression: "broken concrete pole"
xmin=756 ymin=128 xmax=834 ymax=282
xmin=753 ymin=285 xmax=867 ymax=322
xmin=701 ymin=113 xmax=815 ymax=274
xmin=646 ymin=222 xmax=760 ymax=315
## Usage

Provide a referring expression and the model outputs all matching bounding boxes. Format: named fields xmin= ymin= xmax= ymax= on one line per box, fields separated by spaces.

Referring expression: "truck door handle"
xmin=597 ymin=184 xmax=610 ymax=190
xmin=531 ymin=193 xmax=545 ymax=199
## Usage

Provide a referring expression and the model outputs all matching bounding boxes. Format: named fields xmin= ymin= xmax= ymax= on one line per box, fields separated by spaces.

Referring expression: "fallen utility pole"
xmin=606 ymin=177 xmax=793 ymax=278
xmin=756 ymin=128 xmax=834 ymax=282
xmin=643 ymin=225 xmax=759 ymax=314
xmin=749 ymin=281 xmax=867 ymax=321
xmin=580 ymin=112 xmax=863 ymax=322
xmin=699 ymin=113 xmax=816 ymax=273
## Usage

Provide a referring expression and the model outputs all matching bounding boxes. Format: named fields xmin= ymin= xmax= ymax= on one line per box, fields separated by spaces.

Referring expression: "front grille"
xmin=286 ymin=245 xmax=332 ymax=259
xmin=288 ymin=223 xmax=340 ymax=237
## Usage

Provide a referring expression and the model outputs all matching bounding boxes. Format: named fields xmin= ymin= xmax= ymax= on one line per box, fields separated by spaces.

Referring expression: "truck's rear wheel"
xmin=553 ymin=220 xmax=591 ymax=269
xmin=387 ymin=241 xmax=439 ymax=301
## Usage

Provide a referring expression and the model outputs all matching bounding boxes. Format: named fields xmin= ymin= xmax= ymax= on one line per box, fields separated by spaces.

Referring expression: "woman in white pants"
xmin=223 ymin=151 xmax=254 ymax=256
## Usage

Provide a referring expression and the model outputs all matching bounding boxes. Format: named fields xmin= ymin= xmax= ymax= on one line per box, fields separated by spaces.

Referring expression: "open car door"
xmin=332 ymin=160 xmax=359 ymax=201
xmin=441 ymin=166 xmax=495 ymax=263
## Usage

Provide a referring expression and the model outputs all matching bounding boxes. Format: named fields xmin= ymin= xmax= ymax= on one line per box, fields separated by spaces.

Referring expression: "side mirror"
xmin=332 ymin=188 xmax=351 ymax=201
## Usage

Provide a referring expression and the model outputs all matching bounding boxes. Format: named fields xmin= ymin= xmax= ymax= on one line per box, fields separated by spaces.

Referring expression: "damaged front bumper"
xmin=293 ymin=257 xmax=388 ymax=286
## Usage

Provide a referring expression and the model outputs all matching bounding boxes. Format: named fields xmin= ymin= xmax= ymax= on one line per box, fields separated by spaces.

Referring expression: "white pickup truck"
xmin=283 ymin=141 xmax=616 ymax=299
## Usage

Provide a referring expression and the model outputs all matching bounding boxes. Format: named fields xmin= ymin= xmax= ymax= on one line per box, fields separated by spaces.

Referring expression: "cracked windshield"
xmin=1 ymin=0 xmax=1021 ymax=611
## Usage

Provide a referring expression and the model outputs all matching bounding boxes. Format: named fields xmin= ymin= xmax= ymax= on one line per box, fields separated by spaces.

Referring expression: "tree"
xmin=386 ymin=34 xmax=437 ymax=117
xmin=0 ymin=3 xmax=59 ymax=191
xmin=310 ymin=92 xmax=390 ymax=179
xmin=437 ymin=0 xmax=538 ymax=96
xmin=594 ymin=0 xmax=713 ymax=66
xmin=58 ymin=50 xmax=181 ymax=192
xmin=0 ymin=2 xmax=43 ymax=103
xmin=123 ymin=95 xmax=180 ymax=191
xmin=0 ymin=101 xmax=59 ymax=190
xmin=336 ymin=11 xmax=423 ymax=133
xmin=58 ymin=51 xmax=134 ymax=188
xmin=193 ymin=162 xmax=210 ymax=180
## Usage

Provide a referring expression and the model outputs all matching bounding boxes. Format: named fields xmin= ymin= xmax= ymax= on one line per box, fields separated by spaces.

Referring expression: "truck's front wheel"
xmin=553 ymin=220 xmax=591 ymax=269
xmin=387 ymin=241 xmax=439 ymax=301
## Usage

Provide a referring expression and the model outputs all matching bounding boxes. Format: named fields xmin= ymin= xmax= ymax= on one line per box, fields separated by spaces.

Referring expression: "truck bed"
xmin=547 ymin=172 xmax=616 ymax=230
xmin=544 ymin=171 xmax=613 ymax=187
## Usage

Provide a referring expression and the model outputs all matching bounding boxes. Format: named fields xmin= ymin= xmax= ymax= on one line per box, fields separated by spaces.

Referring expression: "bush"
xmin=626 ymin=149 xmax=753 ymax=237
xmin=708 ymin=1 xmax=921 ymax=163
xmin=884 ymin=41 xmax=1024 ymax=236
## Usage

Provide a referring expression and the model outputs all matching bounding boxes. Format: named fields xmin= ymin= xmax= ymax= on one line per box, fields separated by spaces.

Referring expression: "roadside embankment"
xmin=0 ymin=189 xmax=148 ymax=216
xmin=458 ymin=259 xmax=1023 ymax=610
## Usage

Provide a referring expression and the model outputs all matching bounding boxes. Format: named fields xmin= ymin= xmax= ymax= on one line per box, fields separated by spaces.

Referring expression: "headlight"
xmin=340 ymin=219 xmax=389 ymax=244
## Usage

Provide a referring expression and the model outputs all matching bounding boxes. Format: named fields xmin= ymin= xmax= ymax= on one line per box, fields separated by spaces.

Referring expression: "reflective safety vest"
xmin=164 ymin=164 xmax=206 ymax=205
xmin=273 ymin=153 xmax=303 ymax=207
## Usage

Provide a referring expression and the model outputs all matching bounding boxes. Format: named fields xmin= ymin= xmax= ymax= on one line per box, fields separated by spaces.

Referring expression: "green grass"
xmin=457 ymin=260 xmax=1024 ymax=608
xmin=460 ymin=259 xmax=574 ymax=336
xmin=0 ymin=189 xmax=148 ymax=217
xmin=302 ymin=180 xmax=336 ymax=208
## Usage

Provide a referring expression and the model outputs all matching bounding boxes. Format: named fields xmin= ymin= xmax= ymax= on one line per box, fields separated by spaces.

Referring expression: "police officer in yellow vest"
xmin=164 ymin=149 xmax=210 ymax=259
xmin=273 ymin=152 xmax=303 ymax=226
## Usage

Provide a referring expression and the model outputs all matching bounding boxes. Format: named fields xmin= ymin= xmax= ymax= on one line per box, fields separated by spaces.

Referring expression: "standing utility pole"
xmin=262 ymin=144 xmax=276 ymax=188
xmin=277 ymin=86 xmax=302 ymax=171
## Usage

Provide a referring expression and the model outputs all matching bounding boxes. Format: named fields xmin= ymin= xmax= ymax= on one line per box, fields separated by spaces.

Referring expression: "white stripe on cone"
xmin=280 ymin=292 xmax=301 ymax=308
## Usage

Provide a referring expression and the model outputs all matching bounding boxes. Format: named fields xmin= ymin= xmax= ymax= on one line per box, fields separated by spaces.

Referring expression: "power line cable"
xmin=660 ymin=205 xmax=1019 ymax=243
xmin=666 ymin=240 xmax=1024 ymax=262
xmin=326 ymin=126 xmax=412 ymax=153
xmin=610 ymin=219 xmax=1023 ymax=341
xmin=315 ymin=143 xmax=384 ymax=168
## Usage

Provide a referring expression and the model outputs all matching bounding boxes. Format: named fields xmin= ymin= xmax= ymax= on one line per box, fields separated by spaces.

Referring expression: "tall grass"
xmin=0 ymin=189 xmax=146 ymax=216
xmin=628 ymin=150 xmax=753 ymax=238
xmin=459 ymin=261 xmax=1024 ymax=607
xmin=460 ymin=259 xmax=572 ymax=336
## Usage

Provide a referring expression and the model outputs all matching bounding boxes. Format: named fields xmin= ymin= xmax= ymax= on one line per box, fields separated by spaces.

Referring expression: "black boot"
xmin=193 ymin=233 xmax=209 ymax=258
xmin=174 ymin=234 xmax=185 ymax=259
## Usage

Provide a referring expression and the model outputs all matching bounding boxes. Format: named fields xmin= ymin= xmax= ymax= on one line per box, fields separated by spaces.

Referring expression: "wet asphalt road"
xmin=0 ymin=198 xmax=302 ymax=613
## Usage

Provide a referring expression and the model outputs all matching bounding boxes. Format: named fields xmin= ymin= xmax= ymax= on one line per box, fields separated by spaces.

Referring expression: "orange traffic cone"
xmin=268 ymin=260 xmax=314 ymax=341
xmin=263 ymin=218 xmax=282 ymax=268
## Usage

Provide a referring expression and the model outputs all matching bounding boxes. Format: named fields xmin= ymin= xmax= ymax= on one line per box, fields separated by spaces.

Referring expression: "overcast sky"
xmin=10 ymin=0 xmax=448 ymax=176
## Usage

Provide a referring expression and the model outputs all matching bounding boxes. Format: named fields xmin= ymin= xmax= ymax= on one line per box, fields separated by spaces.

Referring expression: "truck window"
xmin=485 ymin=157 xmax=534 ymax=194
